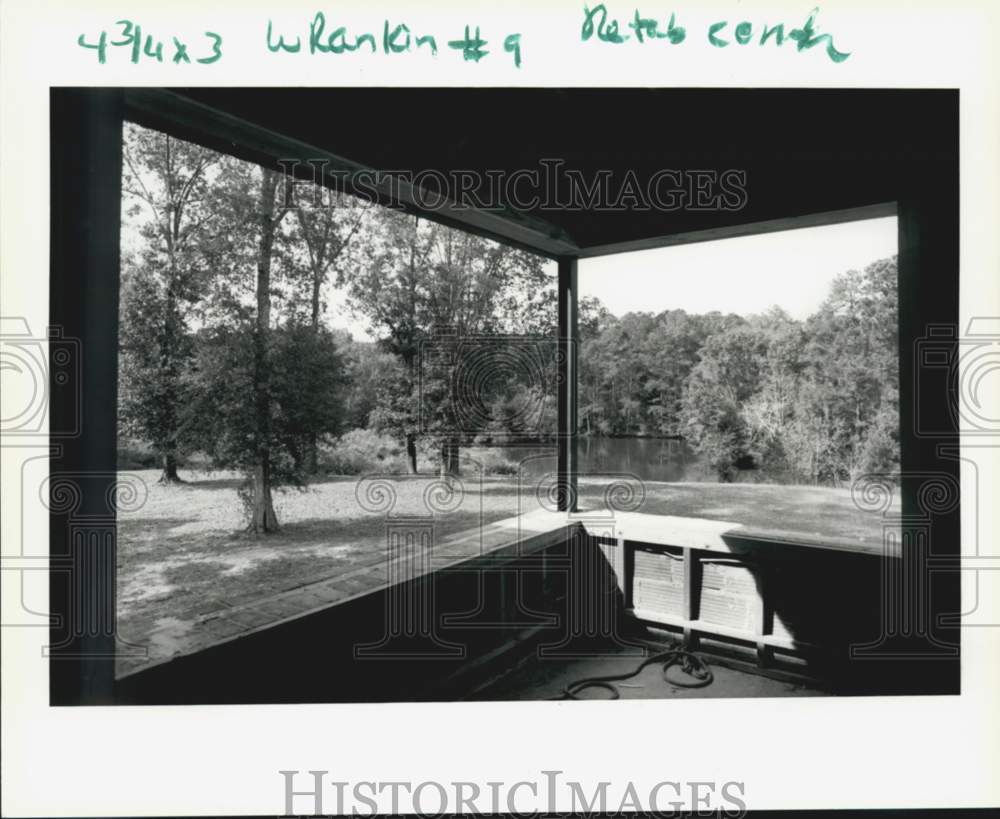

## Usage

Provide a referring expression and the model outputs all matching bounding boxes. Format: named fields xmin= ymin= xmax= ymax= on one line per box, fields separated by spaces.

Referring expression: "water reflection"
xmin=517 ymin=437 xmax=701 ymax=483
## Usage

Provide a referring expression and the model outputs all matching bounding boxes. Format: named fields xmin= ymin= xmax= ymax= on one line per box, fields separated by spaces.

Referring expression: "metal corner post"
xmin=557 ymin=256 xmax=578 ymax=513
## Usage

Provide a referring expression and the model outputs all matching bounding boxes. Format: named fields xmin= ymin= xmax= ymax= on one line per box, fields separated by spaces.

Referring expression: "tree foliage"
xmin=120 ymin=121 xmax=900 ymax=538
xmin=119 ymin=125 xmax=356 ymax=532
xmin=576 ymin=258 xmax=900 ymax=484
xmin=343 ymin=210 xmax=555 ymax=474
xmin=118 ymin=123 xmax=221 ymax=483
xmin=185 ymin=322 xmax=348 ymax=485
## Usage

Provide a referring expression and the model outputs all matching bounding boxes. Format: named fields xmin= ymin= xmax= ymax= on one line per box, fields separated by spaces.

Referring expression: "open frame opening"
xmin=48 ymin=87 xmax=960 ymax=705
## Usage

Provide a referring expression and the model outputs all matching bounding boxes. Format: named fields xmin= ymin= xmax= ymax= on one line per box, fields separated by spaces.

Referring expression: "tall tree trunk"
xmin=303 ymin=269 xmax=322 ymax=474
xmin=439 ymin=437 xmax=460 ymax=478
xmin=296 ymin=200 xmax=362 ymax=476
xmin=251 ymin=461 xmax=279 ymax=532
xmin=406 ymin=433 xmax=418 ymax=474
xmin=158 ymin=451 xmax=181 ymax=484
xmin=249 ymin=170 xmax=283 ymax=534
xmin=156 ymin=294 xmax=185 ymax=484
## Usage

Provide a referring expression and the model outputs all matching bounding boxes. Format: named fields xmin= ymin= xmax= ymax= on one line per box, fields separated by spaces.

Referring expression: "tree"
xmin=186 ymin=322 xmax=348 ymax=504
xmin=189 ymin=162 xmax=298 ymax=533
xmin=680 ymin=323 xmax=768 ymax=481
xmin=270 ymin=323 xmax=350 ymax=471
xmin=285 ymin=186 xmax=368 ymax=471
xmin=118 ymin=124 xmax=219 ymax=483
xmin=739 ymin=308 xmax=805 ymax=477
xmin=246 ymin=169 xmax=295 ymax=532
xmin=346 ymin=210 xmax=552 ymax=475
xmin=339 ymin=338 xmax=403 ymax=430
xmin=574 ymin=257 xmax=898 ymax=487
xmin=791 ymin=256 xmax=899 ymax=483
xmin=576 ymin=307 xmax=742 ymax=439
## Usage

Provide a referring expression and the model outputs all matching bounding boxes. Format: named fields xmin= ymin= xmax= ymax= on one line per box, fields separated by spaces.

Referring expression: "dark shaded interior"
xmin=114 ymin=532 xmax=950 ymax=704
xmin=132 ymin=88 xmax=956 ymax=253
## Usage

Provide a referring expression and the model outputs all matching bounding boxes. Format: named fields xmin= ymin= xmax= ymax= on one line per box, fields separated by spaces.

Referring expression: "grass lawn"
xmin=116 ymin=468 xmax=898 ymax=671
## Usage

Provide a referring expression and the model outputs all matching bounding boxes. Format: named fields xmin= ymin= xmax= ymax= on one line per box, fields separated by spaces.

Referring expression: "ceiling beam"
xmin=123 ymin=88 xmax=580 ymax=260
xmin=122 ymin=89 xmax=898 ymax=262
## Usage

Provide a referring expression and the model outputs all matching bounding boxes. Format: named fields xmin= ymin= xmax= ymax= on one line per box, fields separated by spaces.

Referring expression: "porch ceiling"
xmin=124 ymin=87 xmax=957 ymax=257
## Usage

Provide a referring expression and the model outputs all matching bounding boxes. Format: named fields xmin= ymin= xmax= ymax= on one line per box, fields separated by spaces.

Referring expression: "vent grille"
xmin=699 ymin=561 xmax=761 ymax=633
xmin=632 ymin=547 xmax=684 ymax=618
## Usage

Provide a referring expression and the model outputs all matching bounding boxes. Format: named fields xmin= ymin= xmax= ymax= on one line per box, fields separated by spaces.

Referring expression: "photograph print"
xmin=45 ymin=87 xmax=960 ymax=705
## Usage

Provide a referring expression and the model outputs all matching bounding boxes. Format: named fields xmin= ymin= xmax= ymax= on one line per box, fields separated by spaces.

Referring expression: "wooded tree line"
xmin=119 ymin=124 xmax=898 ymax=536
xmin=577 ymin=256 xmax=900 ymax=484
xmin=118 ymin=124 xmax=552 ymax=532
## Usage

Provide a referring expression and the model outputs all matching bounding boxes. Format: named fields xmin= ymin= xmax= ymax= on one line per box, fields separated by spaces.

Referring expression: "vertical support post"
xmin=682 ymin=547 xmax=699 ymax=650
xmin=755 ymin=571 xmax=770 ymax=668
xmin=557 ymin=256 xmax=578 ymax=513
xmin=49 ymin=89 xmax=124 ymax=704
xmin=889 ymin=195 xmax=960 ymax=672
xmin=613 ymin=532 xmax=627 ymax=599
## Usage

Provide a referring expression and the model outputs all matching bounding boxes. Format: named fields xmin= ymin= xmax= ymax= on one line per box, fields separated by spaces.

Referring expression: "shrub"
xmin=117 ymin=439 xmax=215 ymax=472
xmin=856 ymin=405 xmax=900 ymax=478
xmin=318 ymin=429 xmax=408 ymax=475
xmin=318 ymin=433 xmax=524 ymax=477
xmin=117 ymin=438 xmax=159 ymax=469
xmin=464 ymin=447 xmax=521 ymax=476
